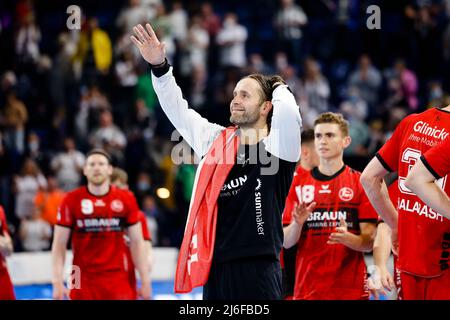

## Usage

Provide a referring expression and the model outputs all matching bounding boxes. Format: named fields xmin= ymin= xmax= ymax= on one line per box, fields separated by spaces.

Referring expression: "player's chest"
xmin=294 ymin=179 xmax=358 ymax=204
xmin=73 ymin=197 xmax=127 ymax=218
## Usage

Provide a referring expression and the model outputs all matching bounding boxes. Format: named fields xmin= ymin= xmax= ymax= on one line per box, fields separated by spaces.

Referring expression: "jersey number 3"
xmin=399 ymin=148 xmax=447 ymax=195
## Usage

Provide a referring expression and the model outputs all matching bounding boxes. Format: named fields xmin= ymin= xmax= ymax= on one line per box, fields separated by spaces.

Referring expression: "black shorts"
xmin=203 ymin=257 xmax=282 ymax=300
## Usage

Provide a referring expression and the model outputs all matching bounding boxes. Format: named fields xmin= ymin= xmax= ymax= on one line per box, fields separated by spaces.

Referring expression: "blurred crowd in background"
xmin=0 ymin=0 xmax=449 ymax=252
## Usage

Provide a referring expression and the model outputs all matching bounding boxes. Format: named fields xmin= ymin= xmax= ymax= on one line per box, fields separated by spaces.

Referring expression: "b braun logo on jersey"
xmin=110 ymin=199 xmax=124 ymax=212
xmin=75 ymin=217 xmax=125 ymax=232
xmin=339 ymin=187 xmax=354 ymax=201
xmin=305 ymin=209 xmax=355 ymax=229
xmin=81 ymin=199 xmax=94 ymax=215
xmin=221 ymin=175 xmax=248 ymax=191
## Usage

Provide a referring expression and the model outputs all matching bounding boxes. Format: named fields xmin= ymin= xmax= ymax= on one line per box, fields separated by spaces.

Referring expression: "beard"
xmin=230 ymin=109 xmax=260 ymax=127
xmin=89 ymin=174 xmax=108 ymax=186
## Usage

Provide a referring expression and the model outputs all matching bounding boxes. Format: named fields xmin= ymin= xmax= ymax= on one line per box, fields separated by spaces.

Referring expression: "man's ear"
xmin=261 ymin=101 xmax=272 ymax=116
xmin=343 ymin=135 xmax=352 ymax=148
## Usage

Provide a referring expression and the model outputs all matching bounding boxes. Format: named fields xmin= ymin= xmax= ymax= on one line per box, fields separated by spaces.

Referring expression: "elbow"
xmin=283 ymin=240 xmax=294 ymax=249
xmin=404 ymin=174 xmax=417 ymax=193
xmin=359 ymin=171 xmax=372 ymax=191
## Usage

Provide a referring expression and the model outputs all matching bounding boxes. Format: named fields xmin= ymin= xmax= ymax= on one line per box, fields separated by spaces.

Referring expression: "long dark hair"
xmin=245 ymin=74 xmax=286 ymax=132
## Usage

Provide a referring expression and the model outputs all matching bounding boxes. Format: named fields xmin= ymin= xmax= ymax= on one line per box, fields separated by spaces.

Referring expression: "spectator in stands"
xmin=168 ymin=1 xmax=188 ymax=44
xmin=1 ymin=90 xmax=28 ymax=157
xmin=73 ymin=17 xmax=112 ymax=85
xmin=51 ymin=137 xmax=85 ymax=192
xmin=201 ymin=2 xmax=221 ymax=36
xmin=348 ymin=54 xmax=382 ymax=112
xmin=187 ymin=15 xmax=210 ymax=107
xmin=34 ymin=175 xmax=65 ymax=226
xmin=14 ymin=158 xmax=47 ymax=220
xmin=142 ymin=194 xmax=160 ymax=246
xmin=301 ymin=57 xmax=330 ymax=114
xmin=75 ymin=84 xmax=111 ymax=145
xmin=391 ymin=59 xmax=419 ymax=111
xmin=26 ymin=132 xmax=51 ymax=175
xmin=15 ymin=12 xmax=41 ymax=71
xmin=89 ymin=110 xmax=127 ymax=165
xmin=19 ymin=205 xmax=52 ymax=251
xmin=274 ymin=0 xmax=308 ymax=65
xmin=116 ymin=0 xmax=156 ymax=33
xmin=216 ymin=13 xmax=248 ymax=69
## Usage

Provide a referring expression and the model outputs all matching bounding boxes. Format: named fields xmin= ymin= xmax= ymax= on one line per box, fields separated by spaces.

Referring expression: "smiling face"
xmin=230 ymin=78 xmax=265 ymax=128
xmin=314 ymin=123 xmax=351 ymax=161
xmin=83 ymin=154 xmax=113 ymax=186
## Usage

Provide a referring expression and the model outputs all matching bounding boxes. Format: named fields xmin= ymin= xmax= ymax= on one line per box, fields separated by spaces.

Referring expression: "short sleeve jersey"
xmin=286 ymin=165 xmax=378 ymax=300
xmin=421 ymin=137 xmax=450 ymax=179
xmin=57 ymin=186 xmax=139 ymax=273
xmin=377 ymin=108 xmax=450 ymax=276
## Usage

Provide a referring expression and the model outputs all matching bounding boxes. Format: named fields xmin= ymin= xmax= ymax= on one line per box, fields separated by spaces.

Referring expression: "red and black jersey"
xmin=280 ymin=165 xmax=309 ymax=299
xmin=0 ymin=205 xmax=15 ymax=300
xmin=0 ymin=206 xmax=9 ymax=272
xmin=284 ymin=165 xmax=378 ymax=300
xmin=282 ymin=166 xmax=309 ymax=226
xmin=377 ymin=108 xmax=450 ymax=277
xmin=421 ymin=136 xmax=450 ymax=179
xmin=57 ymin=185 xmax=140 ymax=274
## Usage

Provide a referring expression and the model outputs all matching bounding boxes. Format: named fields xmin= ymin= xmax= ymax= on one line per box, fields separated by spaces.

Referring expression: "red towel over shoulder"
xmin=175 ymin=127 xmax=239 ymax=293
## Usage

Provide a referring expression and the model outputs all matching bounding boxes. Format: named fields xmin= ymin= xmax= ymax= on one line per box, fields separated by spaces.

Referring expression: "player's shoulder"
xmin=345 ymin=165 xmax=362 ymax=176
xmin=292 ymin=166 xmax=312 ymax=183
xmin=111 ymin=186 xmax=138 ymax=201
xmin=294 ymin=165 xmax=310 ymax=177
xmin=401 ymin=108 xmax=439 ymax=125
xmin=64 ymin=186 xmax=88 ymax=200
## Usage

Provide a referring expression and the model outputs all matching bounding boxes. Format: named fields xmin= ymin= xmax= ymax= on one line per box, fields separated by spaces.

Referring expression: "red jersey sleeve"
xmin=138 ymin=211 xmax=152 ymax=241
xmin=0 ymin=206 xmax=9 ymax=236
xmin=57 ymin=194 xmax=74 ymax=228
xmin=124 ymin=191 xmax=140 ymax=227
xmin=376 ymin=118 xmax=409 ymax=172
xmin=421 ymin=137 xmax=450 ymax=179
xmin=358 ymin=187 xmax=379 ymax=223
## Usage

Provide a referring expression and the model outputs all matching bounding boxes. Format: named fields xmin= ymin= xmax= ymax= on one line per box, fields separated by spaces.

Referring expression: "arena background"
xmin=1 ymin=0 xmax=449 ymax=299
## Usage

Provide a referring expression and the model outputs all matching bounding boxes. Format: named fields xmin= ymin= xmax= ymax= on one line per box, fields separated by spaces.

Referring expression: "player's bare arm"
xmin=0 ymin=233 xmax=13 ymax=257
xmin=405 ymin=160 xmax=450 ymax=219
xmin=283 ymin=201 xmax=316 ymax=249
xmin=360 ymin=158 xmax=399 ymax=254
xmin=372 ymin=222 xmax=395 ymax=295
xmin=128 ymin=223 xmax=151 ymax=300
xmin=51 ymin=225 xmax=71 ymax=300
xmin=327 ymin=219 xmax=376 ymax=252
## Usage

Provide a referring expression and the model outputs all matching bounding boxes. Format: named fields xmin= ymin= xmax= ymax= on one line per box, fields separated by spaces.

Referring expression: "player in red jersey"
xmin=361 ymin=105 xmax=450 ymax=300
xmin=283 ymin=112 xmax=378 ymax=300
xmin=0 ymin=205 xmax=15 ymax=300
xmin=281 ymin=129 xmax=319 ymax=300
xmin=51 ymin=149 xmax=150 ymax=300
xmin=110 ymin=167 xmax=153 ymax=299
xmin=406 ymin=136 xmax=450 ymax=217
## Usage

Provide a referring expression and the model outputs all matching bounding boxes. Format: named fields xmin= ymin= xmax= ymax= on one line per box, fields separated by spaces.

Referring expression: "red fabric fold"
xmin=175 ymin=127 xmax=239 ymax=293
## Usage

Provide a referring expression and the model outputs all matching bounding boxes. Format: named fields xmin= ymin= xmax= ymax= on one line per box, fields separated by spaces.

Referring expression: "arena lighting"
xmin=156 ymin=187 xmax=170 ymax=199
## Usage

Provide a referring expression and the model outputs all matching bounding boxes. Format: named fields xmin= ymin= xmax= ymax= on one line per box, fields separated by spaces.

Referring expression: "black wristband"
xmin=150 ymin=58 xmax=170 ymax=77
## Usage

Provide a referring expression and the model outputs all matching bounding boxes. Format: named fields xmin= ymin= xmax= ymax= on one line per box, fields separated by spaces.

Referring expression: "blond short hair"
xmin=111 ymin=167 xmax=128 ymax=185
xmin=314 ymin=112 xmax=349 ymax=137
